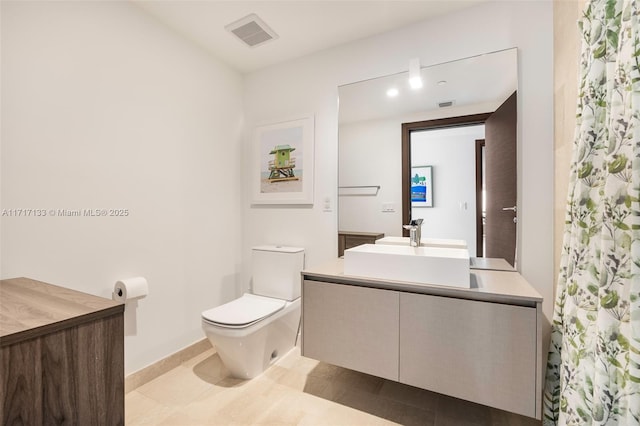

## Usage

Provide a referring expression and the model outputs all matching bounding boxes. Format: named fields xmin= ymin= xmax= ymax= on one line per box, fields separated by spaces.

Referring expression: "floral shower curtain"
xmin=544 ymin=0 xmax=640 ymax=424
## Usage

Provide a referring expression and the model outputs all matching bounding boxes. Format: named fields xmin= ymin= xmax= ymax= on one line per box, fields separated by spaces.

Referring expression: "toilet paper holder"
xmin=112 ymin=277 xmax=148 ymax=302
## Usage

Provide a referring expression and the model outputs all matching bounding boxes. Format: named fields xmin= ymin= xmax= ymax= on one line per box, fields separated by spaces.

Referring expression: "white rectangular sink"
xmin=344 ymin=244 xmax=470 ymax=288
xmin=375 ymin=236 xmax=467 ymax=249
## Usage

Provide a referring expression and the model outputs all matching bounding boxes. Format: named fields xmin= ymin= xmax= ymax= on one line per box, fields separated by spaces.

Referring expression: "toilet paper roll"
xmin=113 ymin=277 xmax=148 ymax=302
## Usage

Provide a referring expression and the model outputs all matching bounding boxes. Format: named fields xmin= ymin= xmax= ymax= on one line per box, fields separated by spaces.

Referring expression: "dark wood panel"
xmin=337 ymin=232 xmax=384 ymax=257
xmin=76 ymin=315 xmax=124 ymax=426
xmin=344 ymin=235 xmax=375 ymax=249
xmin=1 ymin=314 xmax=124 ymax=426
xmin=485 ymin=92 xmax=517 ymax=265
xmin=338 ymin=236 xmax=346 ymax=258
xmin=1 ymin=338 xmax=43 ymax=425
xmin=475 ymin=139 xmax=486 ymax=257
xmin=1 ymin=278 xmax=124 ymax=425
xmin=42 ymin=328 xmax=78 ymax=424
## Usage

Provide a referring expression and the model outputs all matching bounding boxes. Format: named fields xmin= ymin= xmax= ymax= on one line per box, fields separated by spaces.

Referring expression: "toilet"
xmin=201 ymin=245 xmax=304 ymax=379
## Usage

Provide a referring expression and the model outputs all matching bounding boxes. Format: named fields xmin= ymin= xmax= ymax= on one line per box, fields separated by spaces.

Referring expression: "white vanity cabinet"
xmin=301 ymin=259 xmax=543 ymax=420
xmin=399 ymin=292 xmax=537 ymax=417
xmin=302 ymin=280 xmax=399 ymax=381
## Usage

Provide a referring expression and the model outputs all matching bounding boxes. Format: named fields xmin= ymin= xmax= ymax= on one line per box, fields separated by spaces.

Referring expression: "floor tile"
xmin=334 ymin=387 xmax=434 ymax=425
xmin=435 ymin=393 xmax=491 ymax=426
xmin=136 ymin=365 xmax=213 ymax=407
xmin=181 ymin=348 xmax=216 ymax=369
xmin=489 ymin=408 xmax=542 ymax=426
xmin=190 ymin=352 xmax=231 ymax=385
xmin=126 ymin=345 xmax=541 ymax=426
xmin=125 ymin=390 xmax=179 ymax=424
xmin=378 ymin=380 xmax=439 ymax=412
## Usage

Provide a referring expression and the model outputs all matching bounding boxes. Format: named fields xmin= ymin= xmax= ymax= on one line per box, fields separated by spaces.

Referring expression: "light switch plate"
xmin=382 ymin=203 xmax=395 ymax=212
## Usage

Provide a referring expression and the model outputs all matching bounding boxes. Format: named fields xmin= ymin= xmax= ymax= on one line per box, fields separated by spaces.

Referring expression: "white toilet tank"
xmin=252 ymin=246 xmax=305 ymax=301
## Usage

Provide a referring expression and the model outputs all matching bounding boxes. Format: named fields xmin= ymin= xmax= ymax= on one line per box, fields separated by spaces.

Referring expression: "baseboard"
xmin=125 ymin=338 xmax=213 ymax=393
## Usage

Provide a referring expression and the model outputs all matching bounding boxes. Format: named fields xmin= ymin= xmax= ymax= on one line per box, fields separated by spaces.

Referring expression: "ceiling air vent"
xmin=225 ymin=13 xmax=279 ymax=48
xmin=438 ymin=100 xmax=455 ymax=108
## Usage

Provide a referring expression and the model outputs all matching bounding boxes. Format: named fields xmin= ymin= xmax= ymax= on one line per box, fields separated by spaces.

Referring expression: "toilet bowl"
xmin=202 ymin=294 xmax=300 ymax=379
xmin=201 ymin=245 xmax=304 ymax=379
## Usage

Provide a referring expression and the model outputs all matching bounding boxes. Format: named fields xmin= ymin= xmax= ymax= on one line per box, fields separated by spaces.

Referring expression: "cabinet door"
xmin=302 ymin=280 xmax=399 ymax=381
xmin=399 ymin=292 xmax=537 ymax=418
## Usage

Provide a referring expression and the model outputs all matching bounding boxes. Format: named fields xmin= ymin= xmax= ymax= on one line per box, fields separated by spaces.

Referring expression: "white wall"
xmin=339 ymin=118 xmax=402 ymax=237
xmin=243 ymin=1 xmax=554 ymax=323
xmin=1 ymin=1 xmax=244 ymax=374
xmin=411 ymin=125 xmax=484 ymax=256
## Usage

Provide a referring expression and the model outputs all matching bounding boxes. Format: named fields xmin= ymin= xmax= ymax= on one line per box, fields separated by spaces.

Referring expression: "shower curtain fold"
xmin=544 ymin=0 xmax=640 ymax=424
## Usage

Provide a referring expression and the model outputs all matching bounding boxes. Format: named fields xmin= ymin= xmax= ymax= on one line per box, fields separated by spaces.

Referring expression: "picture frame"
xmin=410 ymin=165 xmax=433 ymax=207
xmin=251 ymin=115 xmax=315 ymax=205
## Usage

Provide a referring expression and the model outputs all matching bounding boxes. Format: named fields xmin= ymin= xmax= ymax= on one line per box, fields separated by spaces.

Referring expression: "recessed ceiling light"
xmin=387 ymin=88 xmax=399 ymax=97
xmin=437 ymin=80 xmax=448 ymax=86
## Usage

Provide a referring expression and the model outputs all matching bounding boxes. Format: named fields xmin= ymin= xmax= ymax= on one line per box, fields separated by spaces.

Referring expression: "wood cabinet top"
xmin=1 ymin=277 xmax=124 ymax=347
xmin=338 ymin=231 xmax=385 ymax=238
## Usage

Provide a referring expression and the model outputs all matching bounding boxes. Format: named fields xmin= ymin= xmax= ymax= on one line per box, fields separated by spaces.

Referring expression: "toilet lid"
xmin=201 ymin=293 xmax=286 ymax=327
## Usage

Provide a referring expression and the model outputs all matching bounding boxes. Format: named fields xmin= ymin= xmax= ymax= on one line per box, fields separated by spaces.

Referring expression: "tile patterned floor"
xmin=125 ymin=347 xmax=542 ymax=425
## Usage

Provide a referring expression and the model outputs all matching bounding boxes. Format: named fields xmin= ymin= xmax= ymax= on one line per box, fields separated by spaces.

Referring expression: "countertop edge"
xmin=301 ymin=262 xmax=543 ymax=307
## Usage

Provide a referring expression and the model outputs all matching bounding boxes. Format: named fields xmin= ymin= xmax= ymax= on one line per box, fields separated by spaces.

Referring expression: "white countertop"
xmin=470 ymin=257 xmax=515 ymax=271
xmin=301 ymin=258 xmax=542 ymax=306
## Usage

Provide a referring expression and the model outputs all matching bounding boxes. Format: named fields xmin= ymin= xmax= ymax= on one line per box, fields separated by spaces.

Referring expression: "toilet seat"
xmin=201 ymin=293 xmax=286 ymax=329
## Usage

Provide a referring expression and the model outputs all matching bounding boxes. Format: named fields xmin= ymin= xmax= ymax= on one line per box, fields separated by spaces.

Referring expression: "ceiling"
xmin=338 ymin=48 xmax=518 ymax=123
xmin=131 ymin=1 xmax=488 ymax=74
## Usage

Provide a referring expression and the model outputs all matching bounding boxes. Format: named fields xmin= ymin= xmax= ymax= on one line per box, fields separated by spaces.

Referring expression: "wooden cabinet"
xmin=302 ymin=280 xmax=399 ymax=381
xmin=0 ymin=278 xmax=125 ymax=425
xmin=399 ymin=292 xmax=537 ymax=418
xmin=338 ymin=231 xmax=384 ymax=257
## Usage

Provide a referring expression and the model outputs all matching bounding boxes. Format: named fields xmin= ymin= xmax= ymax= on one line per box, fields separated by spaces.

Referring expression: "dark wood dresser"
xmin=338 ymin=231 xmax=384 ymax=257
xmin=0 ymin=277 xmax=125 ymax=425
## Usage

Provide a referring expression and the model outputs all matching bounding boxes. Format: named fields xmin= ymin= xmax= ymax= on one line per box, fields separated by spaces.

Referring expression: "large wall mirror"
xmin=338 ymin=48 xmax=518 ymax=264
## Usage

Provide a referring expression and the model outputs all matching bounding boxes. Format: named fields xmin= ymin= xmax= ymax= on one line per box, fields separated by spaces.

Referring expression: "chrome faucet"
xmin=403 ymin=219 xmax=424 ymax=247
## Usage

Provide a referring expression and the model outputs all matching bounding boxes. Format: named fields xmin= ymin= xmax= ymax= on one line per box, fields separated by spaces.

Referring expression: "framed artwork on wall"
xmin=411 ymin=165 xmax=433 ymax=207
xmin=251 ymin=115 xmax=315 ymax=205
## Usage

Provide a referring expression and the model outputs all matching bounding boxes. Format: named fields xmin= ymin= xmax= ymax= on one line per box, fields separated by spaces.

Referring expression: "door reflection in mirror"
xmin=409 ymin=124 xmax=485 ymax=257
xmin=401 ymin=93 xmax=517 ymax=265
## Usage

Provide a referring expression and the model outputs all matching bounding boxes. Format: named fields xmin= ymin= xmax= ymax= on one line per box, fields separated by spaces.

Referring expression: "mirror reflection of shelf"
xmin=338 ymin=185 xmax=380 ymax=196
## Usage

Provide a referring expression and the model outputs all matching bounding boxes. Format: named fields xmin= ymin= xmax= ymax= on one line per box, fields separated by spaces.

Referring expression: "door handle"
xmin=502 ymin=206 xmax=517 ymax=212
